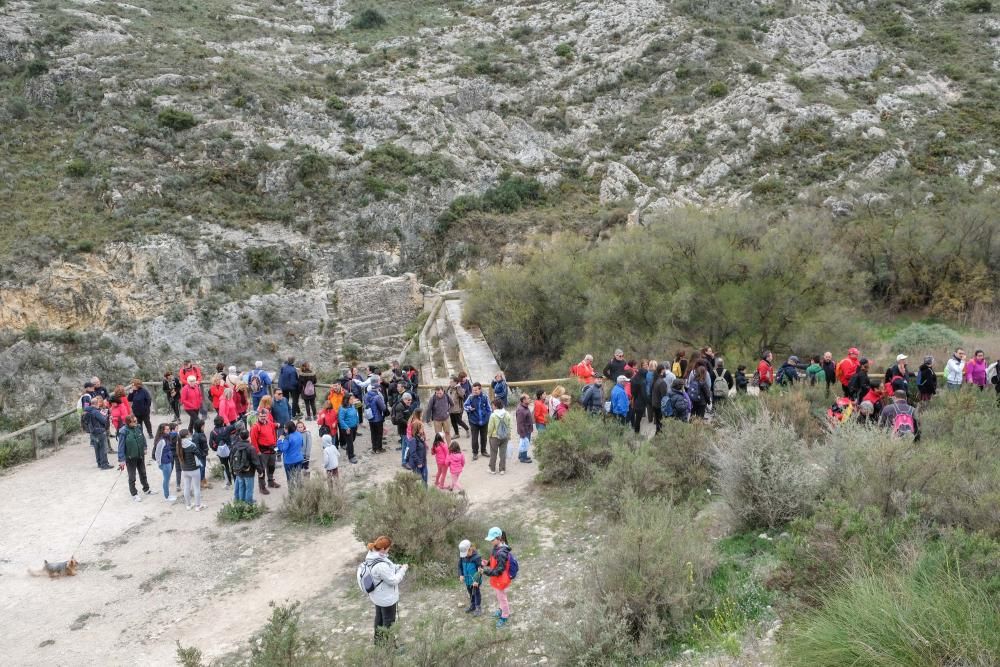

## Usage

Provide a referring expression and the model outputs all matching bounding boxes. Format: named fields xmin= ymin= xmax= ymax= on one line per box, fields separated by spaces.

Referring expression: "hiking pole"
xmin=72 ymin=467 xmax=123 ymax=560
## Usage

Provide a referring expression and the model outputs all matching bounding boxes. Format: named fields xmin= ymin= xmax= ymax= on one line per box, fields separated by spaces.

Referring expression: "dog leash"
xmin=72 ymin=467 xmax=123 ymax=559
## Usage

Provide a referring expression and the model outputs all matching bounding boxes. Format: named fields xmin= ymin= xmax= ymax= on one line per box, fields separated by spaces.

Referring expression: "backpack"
xmin=712 ymin=371 xmax=730 ymax=399
xmin=777 ymin=366 xmax=795 ymax=386
xmin=988 ymin=362 xmax=999 ymax=386
xmin=495 ymin=414 xmax=511 ymax=440
xmin=303 ymin=379 xmax=315 ymax=397
xmin=248 ymin=370 xmax=263 ymax=395
xmin=357 ymin=558 xmax=386 ymax=596
xmin=231 ymin=445 xmax=252 ymax=474
xmin=660 ymin=393 xmax=674 ymax=418
xmin=79 ymin=394 xmax=93 ymax=432
xmin=687 ymin=377 xmax=704 ymax=404
xmin=892 ymin=405 xmax=916 ymax=437
xmin=507 ymin=551 xmax=519 ymax=580
xmin=750 ymin=369 xmax=761 ymax=387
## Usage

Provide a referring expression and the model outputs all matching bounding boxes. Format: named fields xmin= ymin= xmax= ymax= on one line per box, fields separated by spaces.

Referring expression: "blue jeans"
xmin=90 ymin=431 xmax=109 ymax=468
xmin=159 ymin=462 xmax=173 ymax=498
xmin=252 ymin=394 xmax=264 ymax=410
xmin=234 ymin=475 xmax=255 ymax=503
xmin=417 ymin=464 xmax=428 ymax=486
xmin=535 ymin=423 xmax=545 ymax=432
xmin=401 ymin=436 xmax=412 ymax=466
xmin=198 ymin=457 xmax=206 ymax=480
xmin=946 ymin=383 xmax=961 ymax=391
xmin=284 ymin=462 xmax=303 ymax=490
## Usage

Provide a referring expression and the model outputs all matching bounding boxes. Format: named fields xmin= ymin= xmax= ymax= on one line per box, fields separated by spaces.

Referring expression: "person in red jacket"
xmin=570 ymin=355 xmax=595 ymax=384
xmin=481 ymin=527 xmax=514 ymax=629
xmin=249 ymin=410 xmax=280 ymax=495
xmin=180 ymin=375 xmax=203 ymax=432
xmin=179 ymin=360 xmax=203 ymax=384
xmin=209 ymin=375 xmax=226 ymax=413
xmin=757 ymin=351 xmax=775 ymax=392
xmin=836 ymin=347 xmax=861 ymax=398
xmin=533 ymin=390 xmax=548 ymax=432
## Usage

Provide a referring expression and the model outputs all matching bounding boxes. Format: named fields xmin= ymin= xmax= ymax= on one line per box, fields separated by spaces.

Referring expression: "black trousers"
xmin=630 ymin=403 xmax=646 ymax=433
xmin=653 ymin=407 xmax=663 ymax=434
xmin=450 ymin=413 xmax=469 ymax=434
xmin=135 ymin=413 xmax=153 ymax=438
xmin=168 ymin=397 xmax=180 ymax=421
xmin=258 ymin=450 xmax=276 ymax=482
xmin=185 ymin=409 xmax=200 ymax=432
xmin=374 ymin=603 xmax=397 ymax=644
xmin=126 ymin=457 xmax=149 ymax=496
xmin=288 ymin=389 xmax=301 ymax=417
xmin=339 ymin=428 xmax=356 ymax=459
xmin=219 ymin=455 xmax=233 ymax=484
xmin=303 ymin=395 xmax=316 ymax=419
xmin=369 ymin=420 xmax=384 ymax=452
xmin=466 ymin=584 xmax=482 ymax=609
xmin=469 ymin=423 xmax=488 ymax=456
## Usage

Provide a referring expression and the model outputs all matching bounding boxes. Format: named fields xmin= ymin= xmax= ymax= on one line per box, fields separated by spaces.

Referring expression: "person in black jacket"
xmin=191 ymin=419 xmax=212 ymax=491
xmin=650 ymin=365 xmax=671 ymax=434
xmin=916 ymin=356 xmax=937 ymax=402
xmin=848 ymin=358 xmax=872 ymax=401
xmin=602 ymin=349 xmax=627 ymax=381
xmin=162 ymin=371 xmax=182 ymax=421
xmin=628 ymin=364 xmax=648 ymax=434
xmin=580 ymin=377 xmax=605 ymax=415
xmin=821 ymin=352 xmax=837 ymax=397
xmin=128 ymin=379 xmax=153 ymax=438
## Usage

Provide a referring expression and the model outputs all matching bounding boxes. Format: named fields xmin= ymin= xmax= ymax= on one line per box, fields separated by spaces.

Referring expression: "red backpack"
xmin=892 ymin=405 xmax=916 ymax=436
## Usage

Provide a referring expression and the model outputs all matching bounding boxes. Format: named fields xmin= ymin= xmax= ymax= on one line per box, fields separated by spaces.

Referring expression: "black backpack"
xmin=230 ymin=445 xmax=252 ymax=475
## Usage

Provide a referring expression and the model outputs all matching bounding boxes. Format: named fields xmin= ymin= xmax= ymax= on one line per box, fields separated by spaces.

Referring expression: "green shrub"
xmin=217 ymin=500 xmax=267 ymax=523
xmin=280 ymin=476 xmax=347 ymax=526
xmin=744 ymin=61 xmax=764 ymax=76
xmin=6 ymin=97 xmax=28 ymax=120
xmin=347 ymin=612 xmax=512 ymax=664
xmin=209 ymin=462 xmax=224 ymax=480
xmin=587 ymin=420 xmax=714 ymax=517
xmin=887 ymin=322 xmax=962 ymax=354
xmin=533 ymin=411 xmax=620 ymax=483
xmin=25 ymin=58 xmax=48 ymax=77
xmin=712 ymin=408 xmax=826 ymax=529
xmin=250 ymin=602 xmax=324 ymax=666
xmin=325 ymin=95 xmax=345 ymax=110
xmin=706 ymin=80 xmax=729 ymax=97
xmin=554 ymin=42 xmax=574 ymax=59
xmin=352 ymin=473 xmax=475 ymax=567
xmin=555 ymin=496 xmax=716 ymax=661
xmin=65 ymin=157 xmax=92 ymax=177
xmin=296 ymin=152 xmax=330 ymax=183
xmin=964 ymin=0 xmax=992 ymax=13
xmin=352 ymin=8 xmax=386 ymax=30
xmin=157 ymin=107 xmax=197 ymax=131
xmin=781 ymin=553 xmax=1000 ymax=666
xmin=0 ymin=440 xmax=33 ymax=469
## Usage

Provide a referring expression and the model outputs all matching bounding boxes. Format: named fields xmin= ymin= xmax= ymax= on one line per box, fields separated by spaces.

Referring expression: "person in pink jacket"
xmin=431 ymin=432 xmax=449 ymax=489
xmin=965 ymin=349 xmax=989 ymax=389
xmin=180 ymin=375 xmax=203 ymax=432
xmin=447 ymin=440 xmax=466 ymax=492
xmin=218 ymin=387 xmax=238 ymax=425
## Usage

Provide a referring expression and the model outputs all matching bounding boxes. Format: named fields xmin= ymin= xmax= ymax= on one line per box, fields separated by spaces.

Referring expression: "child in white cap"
xmin=457 ymin=539 xmax=482 ymax=616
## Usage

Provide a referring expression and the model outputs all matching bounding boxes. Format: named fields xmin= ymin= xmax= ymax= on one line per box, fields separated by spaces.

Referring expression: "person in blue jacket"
xmin=272 ymin=390 xmax=292 ymax=434
xmin=610 ymin=375 xmax=630 ymax=425
xmin=463 ymin=383 xmax=493 ymax=461
xmin=278 ymin=357 xmax=301 ymax=418
xmin=365 ymin=387 xmax=388 ymax=454
xmin=277 ymin=420 xmax=305 ymax=490
xmin=338 ymin=395 xmax=360 ymax=465
xmin=491 ymin=372 xmax=509 ymax=407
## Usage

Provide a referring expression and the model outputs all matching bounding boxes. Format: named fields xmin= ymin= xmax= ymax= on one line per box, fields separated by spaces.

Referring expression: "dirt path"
xmin=1 ymin=416 xmax=537 ymax=666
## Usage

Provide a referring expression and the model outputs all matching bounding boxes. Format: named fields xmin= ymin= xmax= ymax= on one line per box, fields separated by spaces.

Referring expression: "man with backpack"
xmin=879 ymin=390 xmax=920 ymax=440
xmin=246 ymin=361 xmax=272 ymax=411
xmin=84 ymin=396 xmax=114 ymax=470
xmin=712 ymin=358 xmax=732 ymax=406
xmin=230 ymin=428 xmax=263 ymax=504
xmin=117 ymin=415 xmax=151 ymax=501
xmin=279 ymin=357 xmax=301 ymax=418
xmin=486 ymin=398 xmax=511 ymax=475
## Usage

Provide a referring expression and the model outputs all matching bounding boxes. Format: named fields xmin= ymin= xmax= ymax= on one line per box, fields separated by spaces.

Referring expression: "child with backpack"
xmin=447 ymin=440 xmax=465 ymax=492
xmin=457 ymin=539 xmax=483 ymax=616
xmin=431 ymin=432 xmax=449 ymax=489
xmin=481 ymin=527 xmax=517 ymax=629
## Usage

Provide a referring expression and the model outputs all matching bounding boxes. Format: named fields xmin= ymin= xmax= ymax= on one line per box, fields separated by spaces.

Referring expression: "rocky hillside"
xmin=1 ymin=0 xmax=999 ymax=420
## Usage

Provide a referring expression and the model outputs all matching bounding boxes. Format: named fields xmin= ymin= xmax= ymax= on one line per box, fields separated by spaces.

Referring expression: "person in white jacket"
xmin=322 ymin=434 xmax=339 ymax=484
xmin=361 ymin=536 xmax=408 ymax=644
xmin=945 ymin=349 xmax=966 ymax=390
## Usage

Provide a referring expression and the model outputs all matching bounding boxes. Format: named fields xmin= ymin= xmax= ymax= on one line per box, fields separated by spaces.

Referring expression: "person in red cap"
xmin=836 ymin=348 xmax=861 ymax=398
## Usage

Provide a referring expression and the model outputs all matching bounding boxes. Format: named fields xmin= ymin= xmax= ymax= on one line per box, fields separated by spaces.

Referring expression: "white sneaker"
xmin=144 ymin=489 xmax=154 ymax=495
xmin=195 ymin=505 xmax=206 ymax=512
xmin=132 ymin=495 xmax=142 ymax=503
xmin=186 ymin=505 xmax=193 ymax=511
xmin=166 ymin=496 xmax=177 ymax=503
xmin=500 ymin=471 xmax=506 ymax=476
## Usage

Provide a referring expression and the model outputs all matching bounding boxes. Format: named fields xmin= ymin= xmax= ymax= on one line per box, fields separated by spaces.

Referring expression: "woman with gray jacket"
xmin=360 ymin=536 xmax=409 ymax=645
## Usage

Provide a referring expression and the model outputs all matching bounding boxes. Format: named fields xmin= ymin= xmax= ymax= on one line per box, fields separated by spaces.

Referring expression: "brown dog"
xmin=28 ymin=558 xmax=79 ymax=578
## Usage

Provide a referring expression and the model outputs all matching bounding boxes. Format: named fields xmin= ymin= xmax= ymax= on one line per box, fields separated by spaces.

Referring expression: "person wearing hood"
xmin=322 ymin=433 xmax=340 ymax=484
xmin=836 ymin=348 xmax=861 ymax=398
xmin=360 ymin=536 xmax=408 ymax=645
xmin=176 ymin=429 xmax=206 ymax=511
xmin=916 ymin=356 xmax=937 ymax=401
xmin=667 ymin=379 xmax=691 ymax=422
xmin=610 ymin=375 xmax=630 ymax=424
xmin=486 ymin=398 xmax=512 ymax=475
